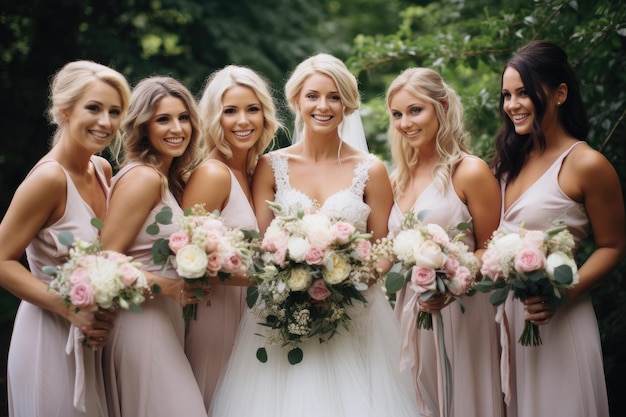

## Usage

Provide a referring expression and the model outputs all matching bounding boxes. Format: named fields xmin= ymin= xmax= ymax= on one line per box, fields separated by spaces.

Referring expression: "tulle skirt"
xmin=209 ymin=285 xmax=423 ymax=417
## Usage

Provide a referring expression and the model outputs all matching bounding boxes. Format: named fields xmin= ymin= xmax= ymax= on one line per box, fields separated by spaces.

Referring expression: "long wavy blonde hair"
xmin=386 ymin=67 xmax=470 ymax=197
xmin=198 ymin=65 xmax=281 ymax=174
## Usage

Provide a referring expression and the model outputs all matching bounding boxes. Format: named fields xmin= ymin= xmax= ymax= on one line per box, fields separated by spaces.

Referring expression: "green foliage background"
xmin=0 ymin=0 xmax=624 ymax=415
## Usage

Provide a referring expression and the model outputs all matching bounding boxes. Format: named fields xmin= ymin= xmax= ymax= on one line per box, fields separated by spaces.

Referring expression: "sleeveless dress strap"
xmin=349 ymin=154 xmax=376 ymax=197
xmin=269 ymin=152 xmax=290 ymax=194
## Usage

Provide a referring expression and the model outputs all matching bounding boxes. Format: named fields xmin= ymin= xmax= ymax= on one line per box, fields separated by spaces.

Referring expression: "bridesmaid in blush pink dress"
xmin=183 ymin=65 xmax=281 ymax=410
xmin=386 ymin=67 xmax=504 ymax=417
xmin=100 ymin=76 xmax=208 ymax=417
xmin=492 ymin=41 xmax=624 ymax=417
xmin=0 ymin=61 xmax=130 ymax=417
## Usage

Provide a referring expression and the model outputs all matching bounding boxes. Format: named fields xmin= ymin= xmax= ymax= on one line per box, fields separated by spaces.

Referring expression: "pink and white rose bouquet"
xmin=46 ymin=231 xmax=148 ymax=312
xmin=473 ymin=223 xmax=579 ymax=346
xmin=378 ymin=210 xmax=480 ymax=330
xmin=150 ymin=204 xmax=256 ymax=321
xmin=248 ymin=202 xmax=376 ymax=364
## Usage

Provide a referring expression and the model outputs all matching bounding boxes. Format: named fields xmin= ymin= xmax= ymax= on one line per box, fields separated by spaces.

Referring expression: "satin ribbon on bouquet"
xmin=65 ymin=324 xmax=87 ymax=412
xmin=400 ymin=289 xmax=452 ymax=417
xmin=495 ymin=303 xmax=512 ymax=405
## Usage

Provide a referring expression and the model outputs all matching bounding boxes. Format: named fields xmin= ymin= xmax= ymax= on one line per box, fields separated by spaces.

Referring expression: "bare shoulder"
xmin=113 ymin=164 xmax=162 ymax=204
xmin=567 ymin=142 xmax=616 ymax=174
xmin=92 ymin=155 xmax=113 ymax=182
xmin=454 ymin=155 xmax=496 ymax=184
xmin=188 ymin=159 xmax=231 ymax=184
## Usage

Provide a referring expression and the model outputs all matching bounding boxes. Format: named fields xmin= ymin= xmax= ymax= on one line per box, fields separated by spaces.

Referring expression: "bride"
xmin=208 ymin=53 xmax=423 ymax=417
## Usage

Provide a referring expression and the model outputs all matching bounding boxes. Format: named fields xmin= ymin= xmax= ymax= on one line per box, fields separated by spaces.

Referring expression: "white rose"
xmin=413 ymin=240 xmax=447 ymax=269
xmin=393 ymin=229 xmax=424 ymax=263
xmin=287 ymin=237 xmax=310 ymax=263
xmin=89 ymin=258 xmax=124 ymax=308
xmin=493 ymin=233 xmax=524 ymax=253
xmin=546 ymin=251 xmax=579 ymax=286
xmin=287 ymin=267 xmax=313 ymax=291
xmin=425 ymin=223 xmax=449 ymax=244
xmin=175 ymin=244 xmax=209 ymax=278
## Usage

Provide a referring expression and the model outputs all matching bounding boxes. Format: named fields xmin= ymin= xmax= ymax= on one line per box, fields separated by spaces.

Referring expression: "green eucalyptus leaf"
xmin=246 ymin=286 xmax=259 ymax=308
xmin=91 ymin=217 xmax=105 ymax=230
xmin=146 ymin=223 xmax=160 ymax=236
xmin=526 ymin=270 xmax=545 ymax=282
xmin=417 ymin=209 xmax=432 ymax=222
xmin=256 ymin=347 xmax=268 ymax=363
xmin=58 ymin=231 xmax=74 ymax=247
xmin=385 ymin=271 xmax=406 ymax=293
xmin=42 ymin=265 xmax=58 ymax=276
xmin=151 ymin=238 xmax=171 ymax=265
xmin=553 ymin=265 xmax=574 ymax=285
xmin=129 ymin=304 xmax=143 ymax=313
xmin=287 ymin=347 xmax=303 ymax=365
xmin=490 ymin=286 xmax=510 ymax=306
xmin=155 ymin=206 xmax=173 ymax=225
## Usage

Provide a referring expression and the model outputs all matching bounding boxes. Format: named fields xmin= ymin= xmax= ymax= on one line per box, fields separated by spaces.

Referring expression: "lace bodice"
xmin=269 ymin=151 xmax=374 ymax=232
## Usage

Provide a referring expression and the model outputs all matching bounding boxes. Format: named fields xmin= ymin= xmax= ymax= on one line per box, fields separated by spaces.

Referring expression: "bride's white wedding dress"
xmin=208 ymin=151 xmax=423 ymax=417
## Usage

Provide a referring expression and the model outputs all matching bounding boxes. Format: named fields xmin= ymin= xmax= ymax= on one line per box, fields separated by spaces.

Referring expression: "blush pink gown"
xmin=499 ymin=142 xmax=609 ymax=417
xmin=388 ymin=156 xmax=504 ymax=417
xmin=185 ymin=164 xmax=258 ymax=410
xmin=102 ymin=162 xmax=206 ymax=417
xmin=8 ymin=158 xmax=109 ymax=417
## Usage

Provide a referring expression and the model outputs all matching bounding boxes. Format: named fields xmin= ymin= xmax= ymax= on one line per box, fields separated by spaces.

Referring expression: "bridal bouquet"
xmin=472 ymin=223 xmax=579 ymax=346
xmin=150 ymin=204 xmax=256 ymax=320
xmin=46 ymin=230 xmax=148 ymax=312
xmin=379 ymin=210 xmax=480 ymax=330
xmin=248 ymin=202 xmax=375 ymax=365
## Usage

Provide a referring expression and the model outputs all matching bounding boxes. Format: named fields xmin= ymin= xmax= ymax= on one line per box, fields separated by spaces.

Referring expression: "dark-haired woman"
xmin=492 ymin=40 xmax=624 ymax=417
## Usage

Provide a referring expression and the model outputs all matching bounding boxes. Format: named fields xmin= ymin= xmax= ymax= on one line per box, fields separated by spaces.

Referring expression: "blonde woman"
xmin=386 ymin=67 xmax=503 ymax=417
xmin=0 ymin=61 xmax=130 ymax=417
xmin=209 ymin=53 xmax=422 ymax=417
xmin=183 ymin=65 xmax=280 ymax=409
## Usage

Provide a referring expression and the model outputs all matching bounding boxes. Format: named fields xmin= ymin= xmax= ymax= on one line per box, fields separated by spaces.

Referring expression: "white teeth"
xmin=234 ymin=130 xmax=252 ymax=137
xmin=91 ymin=131 xmax=109 ymax=138
xmin=165 ymin=137 xmax=184 ymax=144
xmin=404 ymin=130 xmax=419 ymax=136
xmin=313 ymin=115 xmax=332 ymax=121
xmin=513 ymin=114 xmax=528 ymax=121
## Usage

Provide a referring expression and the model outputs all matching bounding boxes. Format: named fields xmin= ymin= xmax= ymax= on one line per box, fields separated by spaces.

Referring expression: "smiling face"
xmin=146 ymin=95 xmax=192 ymax=163
xmin=501 ymin=67 xmax=535 ymax=135
xmin=62 ymin=80 xmax=123 ymax=154
xmin=388 ymin=88 xmax=440 ymax=151
xmin=298 ymin=72 xmax=343 ymax=137
xmin=220 ymin=85 xmax=264 ymax=153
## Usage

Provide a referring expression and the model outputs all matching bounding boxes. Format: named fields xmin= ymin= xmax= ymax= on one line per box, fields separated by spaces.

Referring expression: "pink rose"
xmin=76 ymin=254 xmax=97 ymax=268
xmin=273 ymin=247 xmax=287 ymax=267
xmin=69 ymin=281 xmax=95 ymax=308
xmin=514 ymin=247 xmax=546 ymax=273
xmin=261 ymin=232 xmax=288 ymax=252
xmin=305 ymin=246 xmax=325 ymax=265
xmin=70 ymin=268 xmax=90 ymax=285
xmin=332 ymin=221 xmax=356 ymax=245
xmin=522 ymin=230 xmax=544 ymax=249
xmin=201 ymin=218 xmax=227 ymax=234
xmin=308 ymin=279 xmax=331 ymax=301
xmin=355 ymin=239 xmax=372 ymax=260
xmin=204 ymin=231 xmax=221 ymax=253
xmin=119 ymin=263 xmax=139 ymax=287
xmin=104 ymin=251 xmax=124 ymax=262
xmin=448 ymin=266 xmax=471 ymax=296
xmin=410 ymin=266 xmax=437 ymax=293
xmin=206 ymin=252 xmax=222 ymax=273
xmin=444 ymin=254 xmax=460 ymax=276
xmin=221 ymin=252 xmax=243 ymax=274
xmin=480 ymin=248 xmax=503 ymax=282
xmin=168 ymin=231 xmax=190 ymax=254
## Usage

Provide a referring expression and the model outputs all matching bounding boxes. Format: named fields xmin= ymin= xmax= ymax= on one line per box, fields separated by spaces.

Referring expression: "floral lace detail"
xmin=269 ymin=151 xmax=375 ymax=232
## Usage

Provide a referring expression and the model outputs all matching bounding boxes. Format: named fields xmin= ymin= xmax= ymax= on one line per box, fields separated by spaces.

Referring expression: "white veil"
xmin=291 ymin=109 xmax=370 ymax=153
